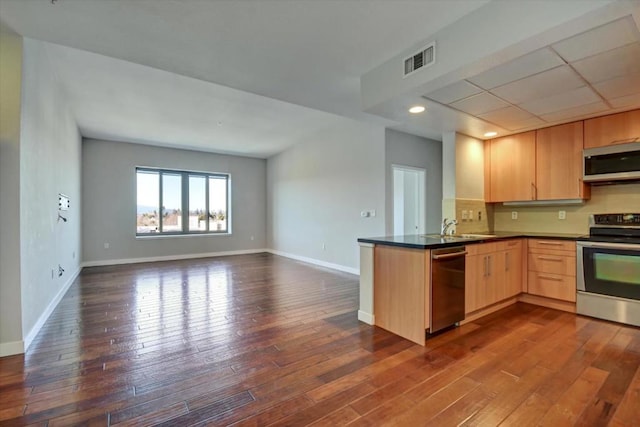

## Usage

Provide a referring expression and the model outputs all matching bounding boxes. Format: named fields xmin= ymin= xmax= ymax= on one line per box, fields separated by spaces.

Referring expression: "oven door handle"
xmin=577 ymin=241 xmax=640 ymax=250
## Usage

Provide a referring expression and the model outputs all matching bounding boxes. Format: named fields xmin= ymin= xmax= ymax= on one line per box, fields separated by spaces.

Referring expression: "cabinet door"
xmin=504 ymin=246 xmax=523 ymax=298
xmin=465 ymin=254 xmax=487 ymax=313
xmin=489 ymin=131 xmax=536 ymax=202
xmin=584 ymin=109 xmax=640 ymax=148
xmin=536 ymin=122 xmax=589 ymax=200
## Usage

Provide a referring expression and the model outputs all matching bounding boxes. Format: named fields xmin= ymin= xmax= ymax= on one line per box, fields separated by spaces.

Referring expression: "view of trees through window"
xmin=136 ymin=168 xmax=229 ymax=234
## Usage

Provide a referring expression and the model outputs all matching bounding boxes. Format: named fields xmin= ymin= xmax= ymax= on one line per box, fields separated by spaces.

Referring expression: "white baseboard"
xmin=82 ymin=249 xmax=268 ymax=268
xmin=358 ymin=310 xmax=375 ymax=325
xmin=266 ymin=249 xmax=359 ymax=275
xmin=0 ymin=340 xmax=25 ymax=357
xmin=23 ymin=265 xmax=82 ymax=352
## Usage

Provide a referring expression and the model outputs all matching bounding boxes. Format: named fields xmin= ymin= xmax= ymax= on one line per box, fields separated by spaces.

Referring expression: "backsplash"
xmin=492 ymin=183 xmax=640 ymax=234
xmin=455 ymin=199 xmax=492 ymax=234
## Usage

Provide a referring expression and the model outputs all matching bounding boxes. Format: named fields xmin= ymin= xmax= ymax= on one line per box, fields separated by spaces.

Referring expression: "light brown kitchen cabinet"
xmin=465 ymin=240 xmax=522 ymax=314
xmin=486 ymin=131 xmax=536 ymax=202
xmin=536 ymin=122 xmax=590 ymax=201
xmin=501 ymin=239 xmax=523 ymax=299
xmin=584 ymin=109 xmax=640 ymax=149
xmin=527 ymin=239 xmax=576 ymax=302
xmin=374 ymin=245 xmax=430 ymax=345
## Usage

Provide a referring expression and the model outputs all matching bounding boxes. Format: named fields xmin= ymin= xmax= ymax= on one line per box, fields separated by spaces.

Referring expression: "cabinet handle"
xmin=483 ymin=256 xmax=487 ymax=277
xmin=537 ymin=256 xmax=563 ymax=262
xmin=531 ymin=182 xmax=536 ymax=200
xmin=488 ymin=255 xmax=492 ymax=276
xmin=578 ymin=178 xmax=582 ymax=198
xmin=506 ymin=252 xmax=510 ymax=271
xmin=538 ymin=274 xmax=563 ymax=281
xmin=537 ymin=241 xmax=563 ymax=246
xmin=610 ymin=137 xmax=639 ymax=145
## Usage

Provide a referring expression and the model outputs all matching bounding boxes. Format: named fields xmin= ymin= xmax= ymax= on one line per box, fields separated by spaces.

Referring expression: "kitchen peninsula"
xmin=358 ymin=232 xmax=582 ymax=345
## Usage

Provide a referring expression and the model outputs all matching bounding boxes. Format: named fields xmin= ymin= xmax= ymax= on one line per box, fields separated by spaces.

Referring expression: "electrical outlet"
xmin=478 ymin=211 xmax=482 ymax=221
xmin=461 ymin=210 xmax=468 ymax=220
xmin=511 ymin=211 xmax=518 ymax=220
xmin=369 ymin=209 xmax=376 ymax=217
xmin=104 ymin=242 xmax=110 ymax=249
xmin=559 ymin=210 xmax=566 ymax=220
xmin=250 ymin=235 xmax=254 ymax=241
xmin=469 ymin=210 xmax=474 ymax=221
xmin=360 ymin=211 xmax=369 ymax=218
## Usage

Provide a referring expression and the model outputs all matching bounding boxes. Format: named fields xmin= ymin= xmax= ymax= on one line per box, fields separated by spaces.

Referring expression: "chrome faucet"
xmin=441 ymin=218 xmax=458 ymax=236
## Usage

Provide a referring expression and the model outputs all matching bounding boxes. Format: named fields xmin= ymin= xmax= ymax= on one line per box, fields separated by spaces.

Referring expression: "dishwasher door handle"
xmin=432 ymin=251 xmax=468 ymax=260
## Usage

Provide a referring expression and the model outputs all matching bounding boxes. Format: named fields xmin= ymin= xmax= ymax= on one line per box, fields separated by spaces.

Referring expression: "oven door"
xmin=577 ymin=241 xmax=640 ymax=300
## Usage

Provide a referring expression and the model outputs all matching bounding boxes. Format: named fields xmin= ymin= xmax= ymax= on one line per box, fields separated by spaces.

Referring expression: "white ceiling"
xmin=0 ymin=0 xmax=489 ymax=157
xmin=2 ymin=0 xmax=639 ymax=155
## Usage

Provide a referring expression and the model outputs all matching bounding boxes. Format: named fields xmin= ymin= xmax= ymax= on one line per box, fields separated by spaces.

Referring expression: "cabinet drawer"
xmin=528 ymin=253 xmax=576 ymax=276
xmin=528 ymin=239 xmax=575 ymax=252
xmin=466 ymin=242 xmax=498 ymax=256
xmin=496 ymin=239 xmax=523 ymax=251
xmin=527 ymin=271 xmax=576 ymax=302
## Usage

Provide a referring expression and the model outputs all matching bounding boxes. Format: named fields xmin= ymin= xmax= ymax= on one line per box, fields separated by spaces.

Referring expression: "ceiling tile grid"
xmin=423 ymin=16 xmax=640 ymax=135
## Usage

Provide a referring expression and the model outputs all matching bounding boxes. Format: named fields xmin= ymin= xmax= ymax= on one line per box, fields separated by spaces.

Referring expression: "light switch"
xmin=462 ymin=210 xmax=468 ymax=220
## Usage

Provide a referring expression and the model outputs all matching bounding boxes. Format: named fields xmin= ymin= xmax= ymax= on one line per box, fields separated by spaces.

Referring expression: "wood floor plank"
xmin=0 ymin=254 xmax=638 ymax=426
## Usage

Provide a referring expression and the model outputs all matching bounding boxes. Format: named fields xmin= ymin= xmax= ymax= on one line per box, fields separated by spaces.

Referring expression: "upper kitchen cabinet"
xmin=486 ymin=131 xmax=536 ymax=202
xmin=584 ymin=109 xmax=640 ymax=149
xmin=536 ymin=122 xmax=590 ymax=201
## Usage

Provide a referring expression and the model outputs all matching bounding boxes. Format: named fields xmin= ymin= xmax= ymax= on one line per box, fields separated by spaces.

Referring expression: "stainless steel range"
xmin=577 ymin=213 xmax=640 ymax=327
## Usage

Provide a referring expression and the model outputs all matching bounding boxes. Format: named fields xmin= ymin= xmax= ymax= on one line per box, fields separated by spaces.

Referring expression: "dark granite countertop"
xmin=357 ymin=231 xmax=586 ymax=250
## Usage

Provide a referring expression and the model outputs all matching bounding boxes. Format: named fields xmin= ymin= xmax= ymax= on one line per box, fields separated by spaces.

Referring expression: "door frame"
xmin=392 ymin=164 xmax=426 ymax=236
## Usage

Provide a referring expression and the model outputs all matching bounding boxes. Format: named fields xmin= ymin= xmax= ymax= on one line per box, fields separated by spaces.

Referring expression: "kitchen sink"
xmin=455 ymin=234 xmax=497 ymax=238
xmin=420 ymin=233 xmax=497 ymax=239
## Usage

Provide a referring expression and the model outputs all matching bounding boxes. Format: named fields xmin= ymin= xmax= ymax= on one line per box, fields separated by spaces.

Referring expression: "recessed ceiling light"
xmin=484 ymin=131 xmax=498 ymax=137
xmin=408 ymin=106 xmax=426 ymax=114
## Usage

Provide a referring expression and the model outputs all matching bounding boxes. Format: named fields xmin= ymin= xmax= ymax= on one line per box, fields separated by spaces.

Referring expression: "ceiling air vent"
xmin=403 ymin=42 xmax=435 ymax=77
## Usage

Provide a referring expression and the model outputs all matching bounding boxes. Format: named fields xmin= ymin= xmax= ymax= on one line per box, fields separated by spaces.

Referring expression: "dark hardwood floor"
xmin=1 ymin=252 xmax=639 ymax=426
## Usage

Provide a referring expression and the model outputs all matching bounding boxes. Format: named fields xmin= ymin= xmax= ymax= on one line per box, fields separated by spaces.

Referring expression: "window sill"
xmin=136 ymin=232 xmax=232 ymax=240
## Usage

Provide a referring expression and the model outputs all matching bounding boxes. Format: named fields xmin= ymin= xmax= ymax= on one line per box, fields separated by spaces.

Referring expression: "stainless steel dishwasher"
xmin=430 ymin=246 xmax=466 ymax=333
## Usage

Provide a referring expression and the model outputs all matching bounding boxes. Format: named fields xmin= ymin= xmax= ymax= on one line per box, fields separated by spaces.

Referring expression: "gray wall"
xmin=385 ymin=128 xmax=442 ymax=235
xmin=0 ymin=25 xmax=24 ymax=354
xmin=19 ymin=38 xmax=83 ymax=347
xmin=267 ymin=119 xmax=385 ymax=271
xmin=82 ymin=139 xmax=267 ymax=263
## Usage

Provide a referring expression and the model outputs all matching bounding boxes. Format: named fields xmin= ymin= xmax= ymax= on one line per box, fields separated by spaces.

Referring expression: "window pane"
xmin=162 ymin=173 xmax=182 ymax=232
xmin=136 ymin=170 xmax=159 ymax=233
xmin=209 ymin=176 xmax=228 ymax=232
xmin=189 ymin=175 xmax=207 ymax=231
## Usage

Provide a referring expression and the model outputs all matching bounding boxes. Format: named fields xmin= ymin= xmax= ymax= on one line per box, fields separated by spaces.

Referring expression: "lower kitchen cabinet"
xmin=373 ymin=245 xmax=430 ymax=345
xmin=527 ymin=239 xmax=576 ymax=302
xmin=465 ymin=239 xmax=522 ymax=314
xmin=502 ymin=239 xmax=523 ymax=299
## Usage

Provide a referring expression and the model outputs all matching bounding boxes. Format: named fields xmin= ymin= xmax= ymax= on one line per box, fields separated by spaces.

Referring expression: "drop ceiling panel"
xmin=552 ymin=17 xmax=640 ymax=62
xmin=519 ymin=86 xmax=601 ymax=116
xmin=423 ymin=80 xmax=483 ymax=104
xmin=478 ymin=106 xmax=544 ymax=130
xmin=571 ymin=42 xmax=640 ymax=84
xmin=449 ymin=92 xmax=510 ymax=115
xmin=467 ymin=48 xmax=564 ymax=90
xmin=609 ymin=93 xmax=640 ymax=109
xmin=490 ymin=65 xmax=585 ymax=105
xmin=593 ymin=73 xmax=640 ymax=100
xmin=539 ymin=101 xmax=608 ymax=122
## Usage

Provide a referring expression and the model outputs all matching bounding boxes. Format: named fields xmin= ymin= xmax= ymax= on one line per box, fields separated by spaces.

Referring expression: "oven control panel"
xmin=591 ymin=213 xmax=640 ymax=227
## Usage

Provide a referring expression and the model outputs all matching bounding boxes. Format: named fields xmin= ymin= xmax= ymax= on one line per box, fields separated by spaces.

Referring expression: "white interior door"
xmin=393 ymin=165 xmax=426 ymax=235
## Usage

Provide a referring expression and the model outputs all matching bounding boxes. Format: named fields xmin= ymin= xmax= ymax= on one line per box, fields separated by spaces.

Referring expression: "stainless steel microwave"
xmin=583 ymin=141 xmax=640 ymax=182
